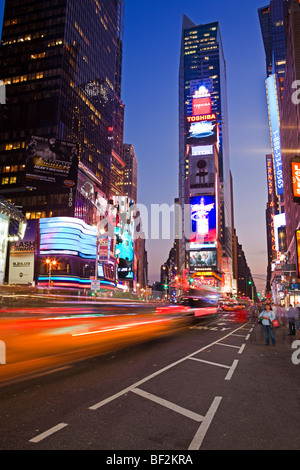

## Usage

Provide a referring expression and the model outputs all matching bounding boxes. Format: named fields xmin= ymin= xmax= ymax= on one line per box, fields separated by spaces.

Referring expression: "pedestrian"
xmin=296 ymin=304 xmax=300 ymax=339
xmin=259 ymin=304 xmax=276 ymax=346
xmin=287 ymin=304 xmax=298 ymax=336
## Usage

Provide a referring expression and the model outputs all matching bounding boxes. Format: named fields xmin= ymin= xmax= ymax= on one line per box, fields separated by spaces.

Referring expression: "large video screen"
xmin=187 ymin=120 xmax=218 ymax=146
xmin=190 ymin=250 xmax=217 ymax=269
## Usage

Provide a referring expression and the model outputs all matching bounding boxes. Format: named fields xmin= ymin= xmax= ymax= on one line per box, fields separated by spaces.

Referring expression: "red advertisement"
xmin=193 ymin=97 xmax=211 ymax=116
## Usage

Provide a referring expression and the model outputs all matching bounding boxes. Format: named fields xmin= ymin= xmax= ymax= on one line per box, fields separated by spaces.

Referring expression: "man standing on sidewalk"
xmin=259 ymin=304 xmax=276 ymax=346
xmin=287 ymin=304 xmax=298 ymax=336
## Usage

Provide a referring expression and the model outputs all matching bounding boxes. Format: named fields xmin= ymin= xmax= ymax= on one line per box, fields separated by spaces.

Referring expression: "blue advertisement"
xmin=266 ymin=75 xmax=284 ymax=196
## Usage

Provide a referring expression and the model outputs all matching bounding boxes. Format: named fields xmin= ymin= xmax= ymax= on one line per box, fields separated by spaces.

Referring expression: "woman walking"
xmin=259 ymin=304 xmax=276 ymax=346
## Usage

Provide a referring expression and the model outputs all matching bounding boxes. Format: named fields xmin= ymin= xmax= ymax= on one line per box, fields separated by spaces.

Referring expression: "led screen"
xmin=193 ymin=97 xmax=211 ymax=116
xmin=187 ymin=120 xmax=217 ymax=146
xmin=190 ymin=195 xmax=217 ymax=244
xmin=40 ymin=217 xmax=97 ymax=259
xmin=190 ymin=250 xmax=217 ymax=269
xmin=115 ymin=227 xmax=133 ymax=279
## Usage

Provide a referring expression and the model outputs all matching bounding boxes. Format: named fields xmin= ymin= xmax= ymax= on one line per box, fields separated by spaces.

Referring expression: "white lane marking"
xmin=246 ymin=334 xmax=250 ymax=341
xmin=215 ymin=342 xmax=240 ymax=349
xmin=225 ymin=359 xmax=239 ymax=381
xmin=30 ymin=423 xmax=68 ymax=443
xmin=89 ymin=323 xmax=250 ymax=411
xmin=189 ymin=357 xmax=230 ymax=369
xmin=238 ymin=344 xmax=246 ymax=354
xmin=188 ymin=396 xmax=222 ymax=450
xmin=131 ymin=388 xmax=204 ymax=422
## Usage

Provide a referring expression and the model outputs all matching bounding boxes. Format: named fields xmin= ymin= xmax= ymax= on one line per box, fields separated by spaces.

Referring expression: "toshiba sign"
xmin=193 ymin=97 xmax=211 ymax=116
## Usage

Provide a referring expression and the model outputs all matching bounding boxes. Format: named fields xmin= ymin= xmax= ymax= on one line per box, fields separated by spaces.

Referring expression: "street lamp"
xmin=46 ymin=258 xmax=57 ymax=289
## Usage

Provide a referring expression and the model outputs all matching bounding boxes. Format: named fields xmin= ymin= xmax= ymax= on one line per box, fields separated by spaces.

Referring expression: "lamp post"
xmin=46 ymin=258 xmax=57 ymax=289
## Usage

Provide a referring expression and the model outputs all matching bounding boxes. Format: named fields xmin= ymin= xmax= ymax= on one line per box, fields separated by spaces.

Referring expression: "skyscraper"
xmin=0 ymin=0 xmax=125 ymax=222
xmin=178 ymin=16 xmax=233 ymax=292
xmin=123 ymin=143 xmax=137 ymax=204
xmin=258 ymin=0 xmax=290 ymax=100
xmin=0 ymin=0 xmax=126 ymax=288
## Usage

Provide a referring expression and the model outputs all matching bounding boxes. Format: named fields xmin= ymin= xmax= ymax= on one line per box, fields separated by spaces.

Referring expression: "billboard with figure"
xmin=25 ymin=136 xmax=78 ymax=188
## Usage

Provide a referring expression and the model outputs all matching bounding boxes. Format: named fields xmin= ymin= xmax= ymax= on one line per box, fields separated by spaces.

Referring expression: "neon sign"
xmin=187 ymin=114 xmax=216 ymax=123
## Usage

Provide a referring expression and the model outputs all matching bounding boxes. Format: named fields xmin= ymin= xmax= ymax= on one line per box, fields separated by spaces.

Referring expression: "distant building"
xmin=123 ymin=144 xmax=138 ymax=204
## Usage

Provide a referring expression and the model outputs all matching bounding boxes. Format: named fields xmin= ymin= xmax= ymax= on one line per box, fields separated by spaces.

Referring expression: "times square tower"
xmin=179 ymin=16 xmax=233 ymax=293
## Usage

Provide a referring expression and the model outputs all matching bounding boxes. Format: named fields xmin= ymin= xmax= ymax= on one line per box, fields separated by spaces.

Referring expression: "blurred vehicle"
xmin=221 ymin=301 xmax=244 ymax=312
xmin=177 ymin=286 xmax=221 ymax=318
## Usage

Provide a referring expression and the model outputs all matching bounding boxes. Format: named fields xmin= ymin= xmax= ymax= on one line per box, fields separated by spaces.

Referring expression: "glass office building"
xmin=179 ymin=16 xmax=232 ymax=290
xmin=0 ymin=0 xmax=126 ymax=288
xmin=0 ymin=0 xmax=125 ymax=223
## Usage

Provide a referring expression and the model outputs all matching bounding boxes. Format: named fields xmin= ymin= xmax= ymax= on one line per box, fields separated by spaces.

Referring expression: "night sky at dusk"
xmin=0 ymin=0 xmax=271 ymax=292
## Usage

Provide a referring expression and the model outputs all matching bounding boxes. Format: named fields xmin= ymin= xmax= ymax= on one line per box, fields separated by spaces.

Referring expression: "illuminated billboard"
xmin=189 ymin=155 xmax=215 ymax=190
xmin=191 ymin=146 xmax=213 ymax=157
xmin=0 ymin=214 xmax=9 ymax=285
xmin=190 ymin=195 xmax=217 ymax=244
xmin=266 ymin=75 xmax=283 ymax=196
xmin=115 ymin=227 xmax=133 ymax=279
xmin=193 ymin=97 xmax=211 ymax=116
xmin=291 ymin=159 xmax=300 ymax=200
xmin=187 ymin=120 xmax=218 ymax=146
xmin=39 ymin=217 xmax=97 ymax=259
xmin=9 ymin=220 xmax=36 ymax=285
xmin=25 ymin=136 xmax=78 ymax=188
xmin=190 ymin=250 xmax=217 ymax=269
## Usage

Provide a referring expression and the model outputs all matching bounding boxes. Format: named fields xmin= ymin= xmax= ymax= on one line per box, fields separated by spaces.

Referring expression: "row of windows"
xmin=1 ymin=176 xmax=17 ymax=185
xmin=0 ymin=164 xmax=25 ymax=173
xmin=0 ymin=142 xmax=26 ymax=151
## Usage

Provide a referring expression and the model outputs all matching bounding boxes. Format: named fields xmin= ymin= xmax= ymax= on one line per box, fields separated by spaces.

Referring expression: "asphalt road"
xmin=0 ymin=310 xmax=299 ymax=452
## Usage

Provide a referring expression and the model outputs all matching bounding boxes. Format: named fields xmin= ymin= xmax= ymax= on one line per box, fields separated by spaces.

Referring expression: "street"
xmin=0 ymin=306 xmax=299 ymax=451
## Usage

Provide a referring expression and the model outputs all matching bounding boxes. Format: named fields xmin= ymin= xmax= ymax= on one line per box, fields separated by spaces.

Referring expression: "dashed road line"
xmin=30 ymin=423 xmax=68 ymax=443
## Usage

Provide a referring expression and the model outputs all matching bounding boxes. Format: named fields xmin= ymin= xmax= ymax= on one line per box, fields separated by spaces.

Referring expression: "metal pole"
xmin=48 ymin=264 xmax=51 ymax=289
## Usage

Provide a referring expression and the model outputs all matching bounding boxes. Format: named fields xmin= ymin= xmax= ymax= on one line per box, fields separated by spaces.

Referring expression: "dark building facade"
xmin=0 ymin=0 xmax=126 ymax=289
xmin=0 ymin=0 xmax=125 ymax=221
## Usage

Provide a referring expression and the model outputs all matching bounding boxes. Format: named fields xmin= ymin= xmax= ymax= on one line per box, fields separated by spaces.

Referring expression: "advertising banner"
xmin=291 ymin=159 xmax=300 ymax=200
xmin=193 ymin=97 xmax=211 ymax=116
xmin=115 ymin=227 xmax=134 ymax=280
xmin=25 ymin=136 xmax=78 ymax=189
xmin=190 ymin=195 xmax=217 ymax=244
xmin=189 ymin=154 xmax=215 ymax=190
xmin=8 ymin=220 xmax=36 ymax=285
xmin=186 ymin=120 xmax=218 ymax=146
xmin=190 ymin=250 xmax=217 ymax=269
xmin=0 ymin=214 xmax=9 ymax=285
